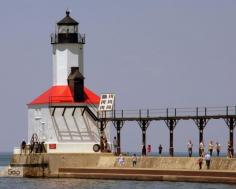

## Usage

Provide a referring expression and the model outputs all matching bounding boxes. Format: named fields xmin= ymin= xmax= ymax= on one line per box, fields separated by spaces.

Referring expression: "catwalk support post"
xmin=113 ymin=120 xmax=124 ymax=155
xmin=193 ymin=118 xmax=208 ymax=156
xmin=138 ymin=119 xmax=150 ymax=155
xmin=224 ymin=117 xmax=236 ymax=156
xmin=165 ymin=119 xmax=178 ymax=157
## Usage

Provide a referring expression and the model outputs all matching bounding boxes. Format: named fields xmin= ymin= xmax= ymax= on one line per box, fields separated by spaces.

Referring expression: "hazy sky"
xmin=0 ymin=0 xmax=236 ymax=153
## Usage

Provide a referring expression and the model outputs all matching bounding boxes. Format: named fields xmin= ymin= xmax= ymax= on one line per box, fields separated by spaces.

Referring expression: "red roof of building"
xmin=29 ymin=86 xmax=100 ymax=105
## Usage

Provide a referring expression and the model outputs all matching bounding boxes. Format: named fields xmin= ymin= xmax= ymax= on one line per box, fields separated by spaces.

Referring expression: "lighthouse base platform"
xmin=5 ymin=153 xmax=236 ymax=184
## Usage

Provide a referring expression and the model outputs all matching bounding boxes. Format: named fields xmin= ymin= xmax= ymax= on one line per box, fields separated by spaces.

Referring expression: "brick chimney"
xmin=67 ymin=67 xmax=85 ymax=102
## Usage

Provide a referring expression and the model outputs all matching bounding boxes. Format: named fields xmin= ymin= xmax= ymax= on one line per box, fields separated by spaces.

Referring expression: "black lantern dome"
xmin=57 ymin=10 xmax=79 ymax=26
xmin=51 ymin=11 xmax=85 ymax=44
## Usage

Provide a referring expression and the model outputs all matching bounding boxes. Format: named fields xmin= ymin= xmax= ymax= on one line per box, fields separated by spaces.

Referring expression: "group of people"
xmin=141 ymin=144 xmax=163 ymax=156
xmin=112 ymin=136 xmax=235 ymax=170
xmin=188 ymin=140 xmax=233 ymax=158
xmin=117 ymin=152 xmax=212 ymax=170
xmin=190 ymin=140 xmax=234 ymax=170
xmin=20 ymin=139 xmax=46 ymax=154
xmin=113 ymin=136 xmax=234 ymax=160
xmin=117 ymin=153 xmax=137 ymax=167
xmin=198 ymin=140 xmax=221 ymax=157
xmin=198 ymin=152 xmax=211 ymax=170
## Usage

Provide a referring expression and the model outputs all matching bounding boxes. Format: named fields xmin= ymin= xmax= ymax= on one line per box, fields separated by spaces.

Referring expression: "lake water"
xmin=0 ymin=152 xmax=235 ymax=189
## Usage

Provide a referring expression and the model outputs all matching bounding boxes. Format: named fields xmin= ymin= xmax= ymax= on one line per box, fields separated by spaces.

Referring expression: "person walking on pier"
xmin=215 ymin=142 xmax=221 ymax=157
xmin=187 ymin=140 xmax=193 ymax=157
xmin=132 ymin=154 xmax=137 ymax=167
xmin=205 ymin=152 xmax=211 ymax=169
xmin=198 ymin=155 xmax=203 ymax=170
xmin=158 ymin=144 xmax=163 ymax=156
xmin=208 ymin=141 xmax=214 ymax=156
xmin=199 ymin=141 xmax=204 ymax=156
xmin=117 ymin=154 xmax=125 ymax=166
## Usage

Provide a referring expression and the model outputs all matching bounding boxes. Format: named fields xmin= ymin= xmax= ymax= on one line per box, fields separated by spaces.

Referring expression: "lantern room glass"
xmin=58 ymin=25 xmax=78 ymax=34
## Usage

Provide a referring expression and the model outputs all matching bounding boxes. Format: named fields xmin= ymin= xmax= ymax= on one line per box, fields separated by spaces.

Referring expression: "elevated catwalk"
xmin=50 ymin=104 xmax=236 ymax=156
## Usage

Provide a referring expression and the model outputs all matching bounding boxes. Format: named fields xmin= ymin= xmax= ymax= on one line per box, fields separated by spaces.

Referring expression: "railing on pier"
xmin=48 ymin=97 xmax=236 ymax=120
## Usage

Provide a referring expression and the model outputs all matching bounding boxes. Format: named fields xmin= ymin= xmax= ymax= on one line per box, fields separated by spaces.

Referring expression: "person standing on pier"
xmin=20 ymin=139 xmax=26 ymax=154
xmin=208 ymin=141 xmax=214 ymax=156
xmin=132 ymin=154 xmax=137 ymax=167
xmin=199 ymin=141 xmax=205 ymax=156
xmin=158 ymin=144 xmax=163 ymax=156
xmin=147 ymin=144 xmax=151 ymax=155
xmin=227 ymin=141 xmax=233 ymax=158
xmin=215 ymin=142 xmax=221 ymax=157
xmin=142 ymin=145 xmax=146 ymax=156
xmin=187 ymin=140 xmax=193 ymax=157
xmin=113 ymin=137 xmax=118 ymax=155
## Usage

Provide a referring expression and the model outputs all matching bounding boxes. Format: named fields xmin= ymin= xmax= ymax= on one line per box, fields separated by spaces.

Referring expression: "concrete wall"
xmin=10 ymin=154 xmax=236 ymax=178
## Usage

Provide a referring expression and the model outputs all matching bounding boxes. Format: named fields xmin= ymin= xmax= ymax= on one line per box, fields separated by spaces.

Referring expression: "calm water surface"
xmin=0 ymin=178 xmax=235 ymax=189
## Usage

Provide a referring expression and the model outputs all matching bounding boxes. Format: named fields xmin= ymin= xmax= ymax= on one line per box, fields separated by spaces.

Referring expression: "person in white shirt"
xmin=215 ymin=142 xmax=221 ymax=157
xmin=208 ymin=141 xmax=214 ymax=156
xmin=205 ymin=152 xmax=211 ymax=169
xmin=117 ymin=154 xmax=125 ymax=166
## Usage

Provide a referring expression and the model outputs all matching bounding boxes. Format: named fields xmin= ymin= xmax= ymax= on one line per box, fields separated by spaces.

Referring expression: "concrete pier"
xmin=5 ymin=153 xmax=236 ymax=184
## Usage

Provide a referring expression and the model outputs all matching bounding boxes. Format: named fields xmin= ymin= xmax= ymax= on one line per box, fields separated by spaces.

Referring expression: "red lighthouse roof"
xmin=29 ymin=86 xmax=100 ymax=105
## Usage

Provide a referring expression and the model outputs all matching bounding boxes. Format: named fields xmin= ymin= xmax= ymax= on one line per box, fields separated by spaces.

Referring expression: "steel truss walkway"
xmin=49 ymin=104 xmax=236 ymax=157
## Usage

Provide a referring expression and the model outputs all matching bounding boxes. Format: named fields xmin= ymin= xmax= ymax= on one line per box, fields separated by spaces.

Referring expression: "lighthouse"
xmin=26 ymin=11 xmax=110 ymax=153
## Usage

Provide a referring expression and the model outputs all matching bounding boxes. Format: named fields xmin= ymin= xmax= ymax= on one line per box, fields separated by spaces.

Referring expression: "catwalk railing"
xmin=98 ymin=106 xmax=236 ymax=121
xmin=48 ymin=96 xmax=236 ymax=121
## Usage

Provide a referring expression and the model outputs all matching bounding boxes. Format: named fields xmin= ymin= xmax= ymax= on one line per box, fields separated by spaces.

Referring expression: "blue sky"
xmin=0 ymin=0 xmax=236 ymax=153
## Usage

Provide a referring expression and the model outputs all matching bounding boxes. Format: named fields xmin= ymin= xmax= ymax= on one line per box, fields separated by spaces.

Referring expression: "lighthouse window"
xmin=100 ymin=100 xmax=106 ymax=105
xmin=75 ymin=26 xmax=78 ymax=33
xmin=102 ymin=94 xmax=107 ymax=99
xmin=109 ymin=94 xmax=114 ymax=98
xmin=98 ymin=93 xmax=115 ymax=111
xmin=106 ymin=105 xmax=112 ymax=110
xmin=58 ymin=26 xmax=75 ymax=33
xmin=100 ymin=106 xmax=105 ymax=110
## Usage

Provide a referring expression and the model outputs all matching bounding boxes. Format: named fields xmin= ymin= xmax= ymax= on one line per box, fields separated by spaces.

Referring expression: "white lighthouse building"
xmin=27 ymin=11 xmax=109 ymax=153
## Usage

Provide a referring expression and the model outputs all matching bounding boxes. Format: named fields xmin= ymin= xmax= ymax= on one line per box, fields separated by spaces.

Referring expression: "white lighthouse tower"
xmin=52 ymin=10 xmax=84 ymax=85
xmin=26 ymin=11 xmax=110 ymax=153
